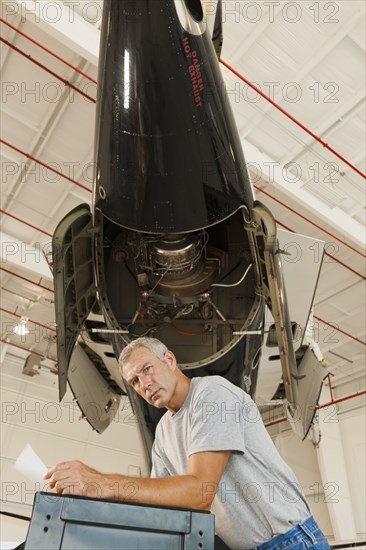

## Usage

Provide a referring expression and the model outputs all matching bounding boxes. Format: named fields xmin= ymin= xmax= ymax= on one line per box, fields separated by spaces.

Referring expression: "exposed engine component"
xmin=133 ymin=233 xmax=219 ymax=301
xmin=150 ymin=234 xmax=202 ymax=277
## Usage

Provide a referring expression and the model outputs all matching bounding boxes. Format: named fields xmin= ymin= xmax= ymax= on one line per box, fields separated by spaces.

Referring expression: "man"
xmin=45 ymin=337 xmax=330 ymax=549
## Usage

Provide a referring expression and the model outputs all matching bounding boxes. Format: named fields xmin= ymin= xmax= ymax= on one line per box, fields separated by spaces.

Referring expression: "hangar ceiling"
xmin=0 ymin=0 xmax=365 ymax=412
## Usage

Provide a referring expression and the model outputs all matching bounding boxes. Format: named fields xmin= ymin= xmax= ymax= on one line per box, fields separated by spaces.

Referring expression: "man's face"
xmin=122 ymin=347 xmax=178 ymax=409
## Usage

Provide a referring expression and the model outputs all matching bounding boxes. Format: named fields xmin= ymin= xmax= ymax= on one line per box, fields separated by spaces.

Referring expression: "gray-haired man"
xmin=45 ymin=337 xmax=329 ymax=550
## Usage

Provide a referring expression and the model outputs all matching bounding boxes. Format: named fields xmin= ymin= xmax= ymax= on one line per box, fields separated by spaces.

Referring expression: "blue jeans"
xmin=255 ymin=516 xmax=330 ymax=549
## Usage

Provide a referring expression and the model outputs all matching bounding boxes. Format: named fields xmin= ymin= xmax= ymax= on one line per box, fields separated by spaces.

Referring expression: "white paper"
xmin=14 ymin=444 xmax=47 ymax=484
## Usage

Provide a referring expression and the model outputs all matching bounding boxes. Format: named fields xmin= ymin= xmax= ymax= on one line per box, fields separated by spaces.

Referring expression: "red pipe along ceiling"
xmin=1 ymin=17 xmax=364 ymax=179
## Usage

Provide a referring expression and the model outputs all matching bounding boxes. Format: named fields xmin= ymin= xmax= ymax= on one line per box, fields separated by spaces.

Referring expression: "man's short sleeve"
xmin=150 ymin=439 xmax=170 ymax=478
xmin=188 ymin=381 xmax=246 ymax=457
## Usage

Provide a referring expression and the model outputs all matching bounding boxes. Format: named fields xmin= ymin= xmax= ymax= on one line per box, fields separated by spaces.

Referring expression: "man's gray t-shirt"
xmin=151 ymin=376 xmax=311 ymax=550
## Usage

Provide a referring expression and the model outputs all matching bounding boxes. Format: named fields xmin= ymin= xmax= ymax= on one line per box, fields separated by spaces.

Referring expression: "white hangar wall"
xmin=266 ymin=381 xmax=366 ymax=542
xmin=0 ymin=355 xmax=150 ymax=521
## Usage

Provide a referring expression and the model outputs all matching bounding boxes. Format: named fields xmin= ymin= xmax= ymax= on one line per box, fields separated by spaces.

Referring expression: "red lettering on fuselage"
xmin=183 ymin=37 xmax=204 ymax=108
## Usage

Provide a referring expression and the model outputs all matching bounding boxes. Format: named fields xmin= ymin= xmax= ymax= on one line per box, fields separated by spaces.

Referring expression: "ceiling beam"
xmin=10 ymin=0 xmax=100 ymax=66
xmin=280 ymin=88 xmax=365 ymax=168
xmin=243 ymin=139 xmax=365 ymax=249
xmin=1 ymin=104 xmax=40 ymax=133
xmin=0 ymin=232 xmax=53 ymax=280
xmin=228 ymin=2 xmax=283 ymax=63
xmin=238 ymin=4 xmax=366 ymax=141
xmin=2 ymin=58 xmax=90 ymax=225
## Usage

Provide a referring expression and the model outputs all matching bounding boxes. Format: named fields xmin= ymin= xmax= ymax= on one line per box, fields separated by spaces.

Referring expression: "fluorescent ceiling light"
xmin=13 ymin=317 xmax=29 ymax=336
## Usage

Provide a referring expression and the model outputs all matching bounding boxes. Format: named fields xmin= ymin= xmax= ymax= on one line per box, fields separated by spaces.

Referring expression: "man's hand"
xmin=44 ymin=460 xmax=106 ymax=498
xmin=43 ymin=451 xmax=230 ymax=509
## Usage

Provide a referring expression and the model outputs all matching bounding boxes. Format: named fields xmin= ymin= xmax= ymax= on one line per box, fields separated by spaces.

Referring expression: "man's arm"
xmin=44 ymin=450 xmax=229 ymax=511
